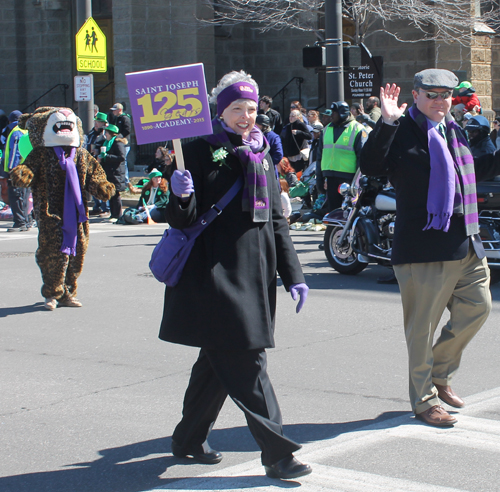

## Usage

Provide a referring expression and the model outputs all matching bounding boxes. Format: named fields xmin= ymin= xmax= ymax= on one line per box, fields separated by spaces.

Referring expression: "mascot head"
xmin=18 ymin=107 xmax=84 ymax=148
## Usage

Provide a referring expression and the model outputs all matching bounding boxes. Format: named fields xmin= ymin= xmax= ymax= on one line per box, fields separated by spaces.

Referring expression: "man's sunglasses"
xmin=420 ymin=89 xmax=452 ymax=100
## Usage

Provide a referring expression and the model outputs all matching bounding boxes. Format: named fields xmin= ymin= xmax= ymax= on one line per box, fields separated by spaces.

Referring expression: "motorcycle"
xmin=323 ymin=171 xmax=500 ymax=282
xmin=322 ymin=170 xmax=396 ymax=275
xmin=477 ymin=177 xmax=500 ymax=283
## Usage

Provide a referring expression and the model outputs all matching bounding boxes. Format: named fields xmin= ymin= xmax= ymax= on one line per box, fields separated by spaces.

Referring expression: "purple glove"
xmin=170 ymin=170 xmax=194 ymax=198
xmin=290 ymin=283 xmax=309 ymax=313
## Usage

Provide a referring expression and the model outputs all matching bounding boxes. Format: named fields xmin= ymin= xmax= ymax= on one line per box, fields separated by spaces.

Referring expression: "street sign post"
xmin=74 ymin=75 xmax=93 ymax=102
xmin=75 ymin=17 xmax=107 ymax=73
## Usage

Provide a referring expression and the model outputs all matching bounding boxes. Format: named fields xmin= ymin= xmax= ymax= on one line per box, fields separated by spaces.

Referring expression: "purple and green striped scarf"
xmin=204 ymin=117 xmax=270 ymax=222
xmin=409 ymin=105 xmax=478 ymax=235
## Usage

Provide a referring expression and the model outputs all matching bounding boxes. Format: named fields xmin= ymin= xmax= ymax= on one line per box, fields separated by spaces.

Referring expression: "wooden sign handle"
xmin=172 ymin=138 xmax=189 ymax=198
xmin=172 ymin=138 xmax=185 ymax=171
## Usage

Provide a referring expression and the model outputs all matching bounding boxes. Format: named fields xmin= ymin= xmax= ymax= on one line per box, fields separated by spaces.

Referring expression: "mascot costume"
xmin=10 ymin=107 xmax=115 ymax=310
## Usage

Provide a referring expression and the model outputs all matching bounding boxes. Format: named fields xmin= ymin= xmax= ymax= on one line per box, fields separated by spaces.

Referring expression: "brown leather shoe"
xmin=415 ymin=405 xmax=457 ymax=427
xmin=435 ymin=384 xmax=465 ymax=408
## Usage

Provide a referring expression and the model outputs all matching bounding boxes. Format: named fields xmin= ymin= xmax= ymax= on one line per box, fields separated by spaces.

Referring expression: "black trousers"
xmin=326 ymin=176 xmax=353 ymax=212
xmin=172 ymin=348 xmax=301 ymax=466
xmin=109 ymin=191 xmax=122 ymax=218
xmin=8 ymin=184 xmax=30 ymax=227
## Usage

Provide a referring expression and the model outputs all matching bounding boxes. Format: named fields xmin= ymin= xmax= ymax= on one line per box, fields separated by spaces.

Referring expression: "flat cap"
xmin=413 ymin=69 xmax=458 ymax=90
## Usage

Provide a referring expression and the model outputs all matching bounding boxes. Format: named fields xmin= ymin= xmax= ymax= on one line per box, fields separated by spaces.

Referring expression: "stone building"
xmin=1 ymin=0 xmax=499 ymax=164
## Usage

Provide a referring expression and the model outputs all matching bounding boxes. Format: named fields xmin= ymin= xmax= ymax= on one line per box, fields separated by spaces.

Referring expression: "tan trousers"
xmin=394 ymin=246 xmax=491 ymax=414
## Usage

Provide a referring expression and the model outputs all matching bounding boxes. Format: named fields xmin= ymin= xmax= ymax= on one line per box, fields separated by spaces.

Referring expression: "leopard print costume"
xmin=10 ymin=107 xmax=115 ymax=304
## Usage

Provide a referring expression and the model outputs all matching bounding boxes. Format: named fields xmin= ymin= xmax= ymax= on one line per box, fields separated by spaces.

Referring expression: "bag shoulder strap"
xmin=192 ymin=175 xmax=244 ymax=230
xmin=213 ymin=175 xmax=244 ymax=212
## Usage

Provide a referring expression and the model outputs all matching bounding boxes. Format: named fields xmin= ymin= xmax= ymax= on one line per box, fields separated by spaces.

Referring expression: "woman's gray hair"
xmin=209 ymin=70 xmax=259 ymax=105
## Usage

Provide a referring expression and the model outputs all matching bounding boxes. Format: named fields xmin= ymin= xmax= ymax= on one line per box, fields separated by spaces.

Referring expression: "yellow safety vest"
xmin=321 ymin=120 xmax=364 ymax=174
xmin=3 ymin=125 xmax=27 ymax=172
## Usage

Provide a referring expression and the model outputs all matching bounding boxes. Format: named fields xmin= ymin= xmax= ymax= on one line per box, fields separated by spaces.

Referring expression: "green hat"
xmin=456 ymin=81 xmax=472 ymax=90
xmin=321 ymin=109 xmax=332 ymax=116
xmin=105 ymin=124 xmax=119 ymax=134
xmin=95 ymin=112 xmax=108 ymax=122
xmin=149 ymin=169 xmax=163 ymax=179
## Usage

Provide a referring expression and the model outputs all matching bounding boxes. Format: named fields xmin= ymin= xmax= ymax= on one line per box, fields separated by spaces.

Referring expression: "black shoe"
xmin=7 ymin=225 xmax=28 ymax=232
xmin=318 ymin=243 xmax=324 ymax=250
xmin=264 ymin=455 xmax=312 ymax=480
xmin=377 ymin=273 xmax=398 ymax=284
xmin=171 ymin=440 xmax=223 ymax=464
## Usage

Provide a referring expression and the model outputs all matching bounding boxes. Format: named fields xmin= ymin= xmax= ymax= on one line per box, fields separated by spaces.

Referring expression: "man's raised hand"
xmin=380 ymin=83 xmax=407 ymax=125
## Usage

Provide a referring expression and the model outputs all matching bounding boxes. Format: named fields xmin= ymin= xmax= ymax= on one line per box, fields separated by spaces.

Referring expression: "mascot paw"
xmin=10 ymin=165 xmax=34 ymax=187
xmin=96 ymin=182 xmax=116 ymax=201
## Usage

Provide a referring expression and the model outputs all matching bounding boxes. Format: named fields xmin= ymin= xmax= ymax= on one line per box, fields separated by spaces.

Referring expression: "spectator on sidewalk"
xmin=2 ymin=111 xmax=32 ymax=232
xmin=258 ymin=95 xmax=283 ymax=135
xmin=121 ymin=169 xmax=169 ymax=224
xmin=256 ymin=114 xmax=283 ymax=168
xmin=87 ymin=112 xmax=110 ymax=217
xmin=97 ymin=124 xmax=127 ymax=222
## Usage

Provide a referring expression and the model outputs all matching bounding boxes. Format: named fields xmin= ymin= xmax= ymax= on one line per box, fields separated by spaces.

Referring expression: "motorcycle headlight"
xmin=338 ymin=183 xmax=351 ymax=196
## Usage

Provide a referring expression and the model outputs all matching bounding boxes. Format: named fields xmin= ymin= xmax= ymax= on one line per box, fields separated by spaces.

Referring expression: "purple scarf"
xmin=409 ymin=105 xmax=478 ymax=235
xmin=53 ymin=147 xmax=88 ymax=256
xmin=204 ymin=117 xmax=271 ymax=222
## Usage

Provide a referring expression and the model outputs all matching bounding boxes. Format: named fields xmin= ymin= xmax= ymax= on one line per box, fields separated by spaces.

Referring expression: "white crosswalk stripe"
xmin=140 ymin=387 xmax=500 ymax=491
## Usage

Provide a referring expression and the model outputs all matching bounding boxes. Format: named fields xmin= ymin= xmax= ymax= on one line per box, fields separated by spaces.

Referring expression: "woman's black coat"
xmin=159 ymin=135 xmax=305 ymax=350
xmin=102 ymin=136 xmax=127 ymax=192
xmin=280 ymin=120 xmax=312 ymax=158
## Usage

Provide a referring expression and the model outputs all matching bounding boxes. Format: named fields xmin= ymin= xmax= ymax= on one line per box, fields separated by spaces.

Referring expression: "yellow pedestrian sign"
xmin=76 ymin=17 xmax=107 ymax=73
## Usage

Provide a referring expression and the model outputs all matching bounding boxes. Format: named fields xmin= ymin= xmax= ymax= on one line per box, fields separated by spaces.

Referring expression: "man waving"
xmin=360 ymin=69 xmax=500 ymax=427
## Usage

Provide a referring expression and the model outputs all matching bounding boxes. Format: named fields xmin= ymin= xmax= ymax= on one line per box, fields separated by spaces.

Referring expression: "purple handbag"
xmin=149 ymin=177 xmax=243 ymax=286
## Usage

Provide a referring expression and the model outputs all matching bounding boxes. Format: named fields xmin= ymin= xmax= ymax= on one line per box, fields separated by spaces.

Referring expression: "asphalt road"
xmin=1 ymin=220 xmax=499 ymax=492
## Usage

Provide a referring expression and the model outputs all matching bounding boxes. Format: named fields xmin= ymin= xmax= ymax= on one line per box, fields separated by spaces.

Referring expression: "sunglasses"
xmin=290 ymin=105 xmax=297 ymax=108
xmin=420 ymin=89 xmax=452 ymax=100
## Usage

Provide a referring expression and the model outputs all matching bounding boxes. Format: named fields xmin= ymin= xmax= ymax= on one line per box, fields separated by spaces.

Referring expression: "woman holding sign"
xmin=159 ymin=71 xmax=311 ymax=480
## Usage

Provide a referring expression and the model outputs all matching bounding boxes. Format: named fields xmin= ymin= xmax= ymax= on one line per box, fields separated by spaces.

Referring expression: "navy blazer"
xmin=360 ymin=116 xmax=500 ymax=265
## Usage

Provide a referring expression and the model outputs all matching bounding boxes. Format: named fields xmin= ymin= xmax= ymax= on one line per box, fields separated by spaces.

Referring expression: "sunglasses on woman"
xmin=420 ymin=89 xmax=452 ymax=100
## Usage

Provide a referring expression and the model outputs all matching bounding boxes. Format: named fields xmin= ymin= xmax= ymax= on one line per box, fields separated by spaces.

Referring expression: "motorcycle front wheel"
xmin=324 ymin=226 xmax=368 ymax=275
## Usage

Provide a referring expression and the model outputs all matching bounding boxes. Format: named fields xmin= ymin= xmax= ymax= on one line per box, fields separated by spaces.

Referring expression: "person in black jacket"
xmin=160 ymin=70 xmax=311 ymax=480
xmin=280 ymin=110 xmax=312 ymax=173
xmin=258 ymin=95 xmax=283 ymax=135
xmin=360 ymin=69 xmax=500 ymax=428
xmin=97 ymin=124 xmax=127 ymax=220
xmin=465 ymin=115 xmax=496 ymax=159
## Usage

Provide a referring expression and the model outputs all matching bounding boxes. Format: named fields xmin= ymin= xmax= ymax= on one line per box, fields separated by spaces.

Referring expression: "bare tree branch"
xmin=196 ymin=0 xmax=500 ymax=46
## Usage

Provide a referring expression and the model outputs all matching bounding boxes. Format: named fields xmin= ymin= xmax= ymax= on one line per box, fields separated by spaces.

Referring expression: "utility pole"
xmin=325 ymin=0 xmax=344 ymax=105
xmin=76 ymin=0 xmax=93 ymax=133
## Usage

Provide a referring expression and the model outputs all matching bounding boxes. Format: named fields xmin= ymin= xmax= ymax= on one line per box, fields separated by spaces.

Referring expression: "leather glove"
xmin=170 ymin=170 xmax=194 ymax=198
xmin=290 ymin=283 xmax=309 ymax=313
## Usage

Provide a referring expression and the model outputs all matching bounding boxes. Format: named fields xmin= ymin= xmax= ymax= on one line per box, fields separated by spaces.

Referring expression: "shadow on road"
xmin=0 ymin=411 xmax=411 ymax=492
xmin=0 ymin=303 xmax=45 ymax=318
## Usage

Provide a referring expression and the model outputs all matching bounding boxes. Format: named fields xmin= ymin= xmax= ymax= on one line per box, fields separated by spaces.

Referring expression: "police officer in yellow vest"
xmin=316 ymin=101 xmax=367 ymax=211
xmin=2 ymin=113 xmax=32 ymax=232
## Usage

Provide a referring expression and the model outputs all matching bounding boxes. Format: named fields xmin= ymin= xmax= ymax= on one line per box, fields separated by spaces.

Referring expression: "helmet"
xmin=465 ymin=115 xmax=490 ymax=134
xmin=256 ymin=114 xmax=271 ymax=127
xmin=330 ymin=101 xmax=350 ymax=121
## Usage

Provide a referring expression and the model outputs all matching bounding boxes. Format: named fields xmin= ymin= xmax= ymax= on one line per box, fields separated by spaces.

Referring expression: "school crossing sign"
xmin=75 ymin=17 xmax=107 ymax=73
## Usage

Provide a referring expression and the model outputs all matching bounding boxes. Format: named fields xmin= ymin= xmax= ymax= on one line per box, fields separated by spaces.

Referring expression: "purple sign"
xmin=126 ymin=63 xmax=212 ymax=145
